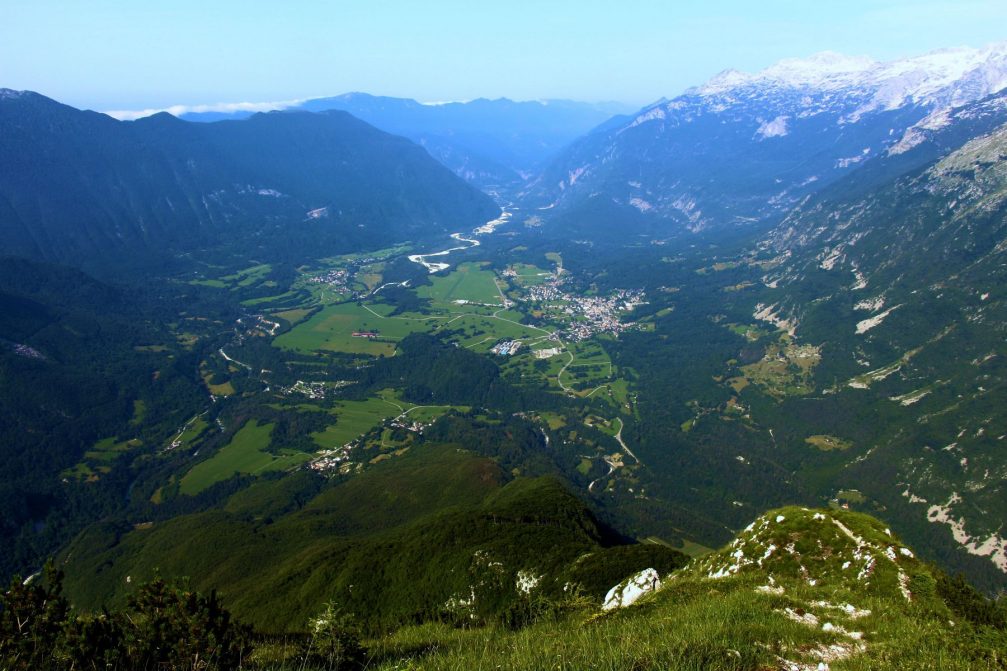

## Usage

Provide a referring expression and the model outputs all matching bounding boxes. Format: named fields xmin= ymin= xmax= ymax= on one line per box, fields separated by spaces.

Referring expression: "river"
xmin=407 ymin=210 xmax=511 ymax=273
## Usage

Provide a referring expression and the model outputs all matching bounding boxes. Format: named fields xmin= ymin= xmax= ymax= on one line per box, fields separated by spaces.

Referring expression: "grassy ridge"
xmin=364 ymin=507 xmax=1007 ymax=670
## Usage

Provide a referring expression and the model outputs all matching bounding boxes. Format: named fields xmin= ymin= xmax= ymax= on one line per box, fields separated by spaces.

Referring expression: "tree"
xmin=120 ymin=577 xmax=252 ymax=670
xmin=303 ymin=601 xmax=367 ymax=669
xmin=0 ymin=562 xmax=69 ymax=669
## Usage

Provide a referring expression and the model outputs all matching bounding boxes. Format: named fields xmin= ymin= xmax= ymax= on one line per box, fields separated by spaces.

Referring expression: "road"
xmin=613 ymin=417 xmax=642 ymax=464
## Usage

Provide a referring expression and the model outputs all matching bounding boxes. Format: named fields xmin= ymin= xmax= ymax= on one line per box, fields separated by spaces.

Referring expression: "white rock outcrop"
xmin=602 ymin=568 xmax=662 ymax=611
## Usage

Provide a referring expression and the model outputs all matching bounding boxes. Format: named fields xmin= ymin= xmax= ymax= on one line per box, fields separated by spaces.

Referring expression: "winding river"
xmin=407 ymin=210 xmax=511 ymax=273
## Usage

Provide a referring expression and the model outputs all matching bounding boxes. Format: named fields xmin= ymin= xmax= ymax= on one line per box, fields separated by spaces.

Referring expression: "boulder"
xmin=602 ymin=568 xmax=662 ymax=611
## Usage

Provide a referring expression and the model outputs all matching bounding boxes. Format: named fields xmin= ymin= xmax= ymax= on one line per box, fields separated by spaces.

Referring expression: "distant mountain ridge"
xmin=0 ymin=89 xmax=498 ymax=272
xmin=171 ymin=94 xmax=631 ymax=188
xmin=524 ymin=42 xmax=1007 ymax=233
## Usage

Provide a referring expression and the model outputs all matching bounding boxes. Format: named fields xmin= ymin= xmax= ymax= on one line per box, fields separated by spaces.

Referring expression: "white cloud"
xmin=102 ymin=98 xmax=305 ymax=121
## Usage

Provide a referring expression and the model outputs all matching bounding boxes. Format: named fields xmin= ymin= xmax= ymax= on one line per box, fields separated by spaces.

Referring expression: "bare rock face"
xmin=602 ymin=567 xmax=662 ymax=611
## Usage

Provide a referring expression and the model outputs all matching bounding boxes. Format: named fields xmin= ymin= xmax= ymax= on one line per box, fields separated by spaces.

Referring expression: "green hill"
xmin=59 ymin=445 xmax=686 ymax=634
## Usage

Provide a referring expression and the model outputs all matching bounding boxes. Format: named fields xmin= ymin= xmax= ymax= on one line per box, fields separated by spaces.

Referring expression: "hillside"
xmin=748 ymin=111 xmax=1007 ymax=586
xmin=0 ymin=257 xmax=207 ymax=579
xmin=58 ymin=445 xmax=686 ymax=634
xmin=0 ymin=90 xmax=498 ymax=273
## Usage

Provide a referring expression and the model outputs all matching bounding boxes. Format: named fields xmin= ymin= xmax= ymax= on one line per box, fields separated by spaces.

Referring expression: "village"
xmin=560 ymin=289 xmax=647 ymax=341
xmin=282 ymin=379 xmax=355 ymax=400
xmin=516 ymin=271 xmax=646 ymax=342
xmin=307 ymin=267 xmax=352 ymax=293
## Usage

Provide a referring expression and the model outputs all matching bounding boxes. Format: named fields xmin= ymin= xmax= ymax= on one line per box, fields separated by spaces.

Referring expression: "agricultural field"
xmin=268 ymin=255 xmax=637 ymax=425
xmin=417 ymin=262 xmax=503 ymax=307
xmin=273 ymin=302 xmax=433 ymax=356
xmin=311 ymin=394 xmax=406 ymax=448
xmin=201 ymin=368 xmax=235 ymax=396
xmin=241 ymin=290 xmax=299 ymax=307
xmin=179 ymin=421 xmax=310 ymax=495
xmin=275 ymin=265 xmax=553 ymax=358
xmin=505 ymin=262 xmax=553 ymax=286
xmin=446 ymin=314 xmax=550 ymax=351
xmin=168 ymin=415 xmax=210 ymax=451
xmin=271 ymin=307 xmax=314 ymax=326
xmin=311 ymin=390 xmax=465 ymax=449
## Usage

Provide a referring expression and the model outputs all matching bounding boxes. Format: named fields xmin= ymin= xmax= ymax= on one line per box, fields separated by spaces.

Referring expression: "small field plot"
xmin=506 ymin=263 xmax=553 ymax=287
xmin=561 ymin=342 xmax=614 ymax=391
xmin=397 ymin=404 xmax=468 ymax=424
xmin=179 ymin=421 xmax=309 ymax=495
xmin=241 ymin=290 xmax=299 ymax=307
xmin=805 ymin=435 xmax=853 ymax=451
xmin=274 ymin=302 xmax=436 ymax=356
xmin=271 ymin=307 xmax=314 ymax=326
xmin=417 ymin=263 xmax=503 ymax=307
xmin=62 ymin=437 xmax=144 ymax=481
xmin=224 ymin=263 xmax=272 ymax=288
xmin=740 ymin=344 xmax=819 ymax=397
xmin=168 ymin=415 xmax=210 ymax=450
xmin=312 ymin=391 xmax=467 ymax=448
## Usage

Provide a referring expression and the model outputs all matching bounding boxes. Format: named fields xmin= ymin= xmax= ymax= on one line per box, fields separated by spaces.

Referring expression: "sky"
xmin=2 ymin=0 xmax=1006 ymax=112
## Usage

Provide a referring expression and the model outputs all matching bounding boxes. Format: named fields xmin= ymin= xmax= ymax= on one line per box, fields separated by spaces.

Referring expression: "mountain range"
xmin=525 ymin=43 xmax=1007 ymax=233
xmin=176 ymin=94 xmax=631 ymax=188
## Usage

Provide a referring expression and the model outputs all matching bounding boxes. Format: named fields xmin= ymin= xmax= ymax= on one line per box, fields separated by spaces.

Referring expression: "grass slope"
xmin=368 ymin=507 xmax=1007 ymax=670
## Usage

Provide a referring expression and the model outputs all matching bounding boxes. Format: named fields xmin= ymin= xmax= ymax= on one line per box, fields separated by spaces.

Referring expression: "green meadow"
xmin=418 ymin=262 xmax=503 ymax=307
xmin=179 ymin=421 xmax=311 ymax=495
xmin=310 ymin=395 xmax=405 ymax=448
xmin=274 ymin=302 xmax=437 ymax=356
xmin=311 ymin=391 xmax=466 ymax=448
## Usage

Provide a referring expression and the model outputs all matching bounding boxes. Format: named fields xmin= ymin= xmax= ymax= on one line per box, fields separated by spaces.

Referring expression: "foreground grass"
xmin=358 ymin=575 xmax=1005 ymax=671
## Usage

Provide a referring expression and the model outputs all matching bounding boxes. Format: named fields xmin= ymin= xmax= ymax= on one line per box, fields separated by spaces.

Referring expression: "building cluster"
xmin=284 ymin=380 xmax=328 ymax=399
xmin=390 ymin=417 xmax=427 ymax=433
xmin=526 ymin=276 xmax=568 ymax=302
xmin=309 ymin=446 xmax=352 ymax=472
xmin=491 ymin=340 xmax=523 ymax=356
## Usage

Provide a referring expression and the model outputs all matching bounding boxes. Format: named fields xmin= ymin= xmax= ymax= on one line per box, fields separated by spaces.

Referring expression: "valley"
xmin=171 ymin=208 xmax=648 ymax=500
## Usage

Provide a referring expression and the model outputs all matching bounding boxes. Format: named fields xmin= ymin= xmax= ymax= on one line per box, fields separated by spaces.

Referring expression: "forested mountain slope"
xmin=0 ymin=90 xmax=498 ymax=272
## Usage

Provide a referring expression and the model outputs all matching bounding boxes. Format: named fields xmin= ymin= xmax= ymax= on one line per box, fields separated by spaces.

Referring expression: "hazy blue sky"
xmin=3 ymin=1 xmax=1006 ymax=110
